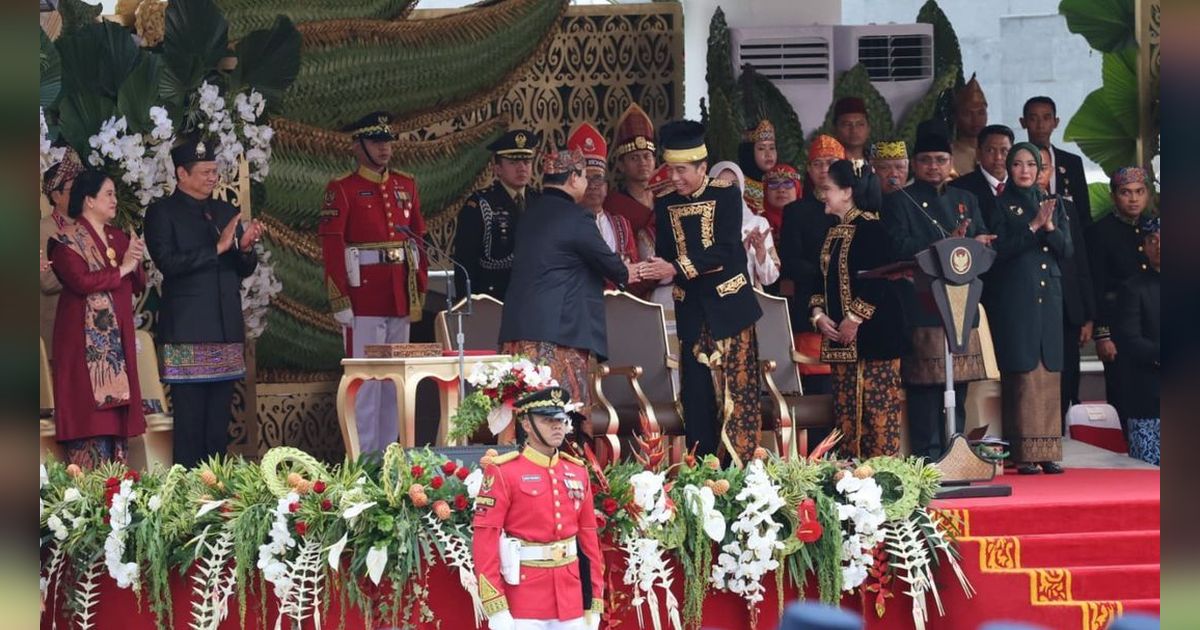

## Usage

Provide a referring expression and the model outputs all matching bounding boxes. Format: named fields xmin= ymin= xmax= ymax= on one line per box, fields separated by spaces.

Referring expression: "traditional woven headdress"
xmin=743 ymin=119 xmax=775 ymax=144
xmin=612 ymin=103 xmax=656 ymax=159
xmin=541 ymin=148 xmax=586 ymax=176
xmin=870 ymin=140 xmax=908 ymax=161
xmin=808 ymin=134 xmax=846 ymax=161
xmin=1110 ymin=166 xmax=1147 ymax=189
xmin=42 ymin=146 xmax=84 ymax=199
xmin=567 ymin=123 xmax=608 ymax=170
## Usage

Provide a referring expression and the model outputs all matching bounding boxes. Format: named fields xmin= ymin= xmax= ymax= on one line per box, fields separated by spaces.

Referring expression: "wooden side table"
xmin=336 ymin=354 xmax=511 ymax=459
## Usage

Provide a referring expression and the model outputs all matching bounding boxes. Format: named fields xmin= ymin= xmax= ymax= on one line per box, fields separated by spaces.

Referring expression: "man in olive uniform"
xmin=1086 ymin=167 xmax=1152 ymax=429
xmin=453 ymin=129 xmax=540 ymax=300
xmin=319 ymin=112 xmax=429 ymax=454
xmin=472 ymin=386 xmax=605 ymax=630
xmin=144 ymin=135 xmax=264 ymax=468
xmin=882 ymin=121 xmax=992 ymax=460
xmin=639 ymin=120 xmax=763 ymax=465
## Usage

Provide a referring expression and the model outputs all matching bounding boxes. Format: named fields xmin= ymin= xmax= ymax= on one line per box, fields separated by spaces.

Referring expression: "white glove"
xmin=332 ymin=308 xmax=354 ymax=327
xmin=586 ymin=611 xmax=602 ymax=630
xmin=486 ymin=610 xmax=515 ymax=630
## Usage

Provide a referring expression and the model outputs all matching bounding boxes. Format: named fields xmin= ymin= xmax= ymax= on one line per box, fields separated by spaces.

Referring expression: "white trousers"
xmin=512 ymin=618 xmax=587 ymax=630
xmin=346 ymin=315 xmax=410 ymax=453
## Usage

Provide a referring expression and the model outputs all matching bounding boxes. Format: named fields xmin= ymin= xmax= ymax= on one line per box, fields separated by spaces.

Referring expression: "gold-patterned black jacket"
xmin=811 ymin=208 xmax=908 ymax=363
xmin=654 ymin=176 xmax=761 ymax=342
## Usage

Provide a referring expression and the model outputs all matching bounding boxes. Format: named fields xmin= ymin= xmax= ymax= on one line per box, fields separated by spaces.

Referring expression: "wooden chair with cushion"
xmin=127 ymin=330 xmax=174 ymax=471
xmin=754 ymin=289 xmax=834 ymax=458
xmin=435 ymin=293 xmax=506 ymax=352
xmin=591 ymin=290 xmax=682 ymax=465
xmin=40 ymin=338 xmax=63 ymax=462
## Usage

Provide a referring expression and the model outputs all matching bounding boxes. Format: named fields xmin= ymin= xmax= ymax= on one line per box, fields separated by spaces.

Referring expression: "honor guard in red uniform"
xmin=319 ymin=112 xmax=428 ymax=453
xmin=472 ymin=386 xmax=605 ymax=630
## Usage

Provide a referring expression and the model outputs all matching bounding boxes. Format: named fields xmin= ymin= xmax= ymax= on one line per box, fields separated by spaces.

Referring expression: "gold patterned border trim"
xmin=274 ymin=294 xmax=342 ymax=335
xmin=261 ymin=214 xmax=322 ymax=261
xmin=716 ymin=273 xmax=747 ymax=297
xmin=1082 ymin=601 xmax=1123 ymax=630
xmin=931 ymin=508 xmax=969 ymax=537
xmin=272 ymin=115 xmax=511 ymax=162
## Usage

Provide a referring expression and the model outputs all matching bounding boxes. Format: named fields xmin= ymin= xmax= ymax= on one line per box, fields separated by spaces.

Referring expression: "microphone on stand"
xmin=396 ymin=225 xmax=474 ymax=404
xmin=889 ymin=177 xmax=950 ymax=239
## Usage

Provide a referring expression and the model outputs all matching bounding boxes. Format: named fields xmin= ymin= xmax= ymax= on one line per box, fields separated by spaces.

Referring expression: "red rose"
xmin=454 ymin=494 xmax=469 ymax=511
xmin=411 ymin=465 xmax=424 ymax=478
xmin=313 ymin=481 xmax=327 ymax=494
xmin=288 ymin=502 xmax=300 ymax=513
xmin=441 ymin=461 xmax=457 ymax=475
xmin=123 ymin=470 xmax=140 ymax=482
xmin=430 ymin=476 xmax=444 ymax=490
xmin=602 ymin=498 xmax=619 ymax=515
xmin=321 ymin=499 xmax=333 ymax=511
xmin=106 ymin=476 xmax=120 ymax=488
xmin=295 ymin=521 xmax=308 ymax=536
xmin=455 ymin=467 xmax=470 ymax=480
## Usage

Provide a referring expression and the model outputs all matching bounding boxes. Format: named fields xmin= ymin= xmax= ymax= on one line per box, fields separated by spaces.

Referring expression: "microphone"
xmin=889 ymin=177 xmax=949 ymax=238
xmin=395 ymin=225 xmax=473 ymax=305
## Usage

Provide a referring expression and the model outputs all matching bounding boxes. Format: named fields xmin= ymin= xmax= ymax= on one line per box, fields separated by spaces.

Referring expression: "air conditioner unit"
xmin=833 ymin=23 xmax=934 ymax=127
xmin=730 ymin=25 xmax=835 ymax=138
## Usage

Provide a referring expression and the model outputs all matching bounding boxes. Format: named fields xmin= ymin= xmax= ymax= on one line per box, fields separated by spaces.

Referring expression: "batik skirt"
xmin=831 ymin=359 xmax=903 ymax=459
xmin=1000 ymin=362 xmax=1063 ymax=463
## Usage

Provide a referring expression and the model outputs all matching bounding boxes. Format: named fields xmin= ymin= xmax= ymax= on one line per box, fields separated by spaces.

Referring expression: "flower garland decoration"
xmin=104 ymin=474 xmax=140 ymax=589
xmin=38 ymin=448 xmax=972 ymax=630
xmin=40 ymin=107 xmax=66 ymax=175
xmin=620 ymin=469 xmax=682 ymax=630
xmin=193 ymin=82 xmax=274 ymax=183
xmin=450 ymin=357 xmax=558 ymax=441
xmin=710 ymin=459 xmax=786 ymax=624
xmin=240 ymin=242 xmax=283 ymax=340
xmin=86 ymin=109 xmax=175 ymax=207
xmin=833 ymin=468 xmax=887 ymax=591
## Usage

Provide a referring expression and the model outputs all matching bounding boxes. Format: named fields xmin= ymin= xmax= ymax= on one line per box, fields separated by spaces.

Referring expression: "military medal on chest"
xmin=394 ymin=189 xmax=411 ymax=219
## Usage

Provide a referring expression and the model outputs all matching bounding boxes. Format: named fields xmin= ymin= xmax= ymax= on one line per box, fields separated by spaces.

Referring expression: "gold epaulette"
xmin=862 ymin=211 xmax=881 ymax=221
xmin=708 ymin=178 xmax=733 ymax=188
xmin=491 ymin=451 xmax=520 ymax=465
xmin=560 ymin=452 xmax=584 ymax=466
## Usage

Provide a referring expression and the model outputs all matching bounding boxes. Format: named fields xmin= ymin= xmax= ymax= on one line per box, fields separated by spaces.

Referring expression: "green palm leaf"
xmin=1059 ymin=0 xmax=1136 ymax=54
xmin=41 ymin=29 xmax=62 ymax=109
xmin=215 ymin=0 xmax=418 ymax=41
xmin=258 ymin=309 xmax=344 ymax=371
xmin=739 ymin=66 xmax=805 ymax=168
xmin=1063 ymin=49 xmax=1138 ymax=175
xmin=703 ymin=7 xmax=742 ymax=164
xmin=916 ymin=0 xmax=965 ymax=90
xmin=814 ymin=63 xmax=894 ymax=145
xmin=283 ymin=0 xmax=565 ymax=129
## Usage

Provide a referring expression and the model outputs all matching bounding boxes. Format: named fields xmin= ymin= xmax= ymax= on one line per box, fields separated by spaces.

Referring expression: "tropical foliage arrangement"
xmin=40 ymin=439 xmax=970 ymax=630
xmin=1060 ymin=0 xmax=1159 ymax=219
xmin=449 ymin=357 xmax=564 ymax=443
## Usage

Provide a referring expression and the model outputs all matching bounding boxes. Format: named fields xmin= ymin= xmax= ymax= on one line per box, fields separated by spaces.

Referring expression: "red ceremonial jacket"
xmin=319 ymin=166 xmax=428 ymax=318
xmin=472 ymin=447 xmax=605 ymax=621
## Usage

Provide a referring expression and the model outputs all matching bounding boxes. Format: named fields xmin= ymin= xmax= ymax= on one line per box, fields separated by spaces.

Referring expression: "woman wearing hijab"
xmin=737 ymin=119 xmax=778 ymax=216
xmin=48 ymin=170 xmax=147 ymax=467
xmin=809 ymin=161 xmax=907 ymax=458
xmin=984 ymin=142 xmax=1072 ymax=474
xmin=709 ymin=161 xmax=781 ymax=288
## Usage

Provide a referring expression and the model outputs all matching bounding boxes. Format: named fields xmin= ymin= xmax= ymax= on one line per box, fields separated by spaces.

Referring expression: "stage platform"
xmin=42 ymin=451 xmax=1159 ymax=630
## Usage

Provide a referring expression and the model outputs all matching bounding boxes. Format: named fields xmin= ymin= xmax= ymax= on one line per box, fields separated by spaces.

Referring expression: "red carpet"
xmin=903 ymin=468 xmax=1162 ymax=630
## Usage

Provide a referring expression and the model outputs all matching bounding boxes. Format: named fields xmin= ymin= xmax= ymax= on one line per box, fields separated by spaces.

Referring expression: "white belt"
xmin=518 ymin=539 xmax=577 ymax=562
xmin=358 ymin=248 xmax=405 ymax=265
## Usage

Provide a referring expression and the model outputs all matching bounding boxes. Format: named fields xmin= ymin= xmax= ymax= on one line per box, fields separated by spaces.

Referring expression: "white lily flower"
xmin=365 ymin=545 xmax=388 ymax=585
xmin=196 ymin=499 xmax=227 ymax=518
xmin=342 ymin=501 xmax=378 ymax=522
xmin=327 ymin=533 xmax=349 ymax=572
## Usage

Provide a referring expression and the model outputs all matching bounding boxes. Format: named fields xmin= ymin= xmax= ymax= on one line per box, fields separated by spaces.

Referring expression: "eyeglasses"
xmin=766 ymin=180 xmax=796 ymax=190
xmin=915 ymin=155 xmax=951 ymax=166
